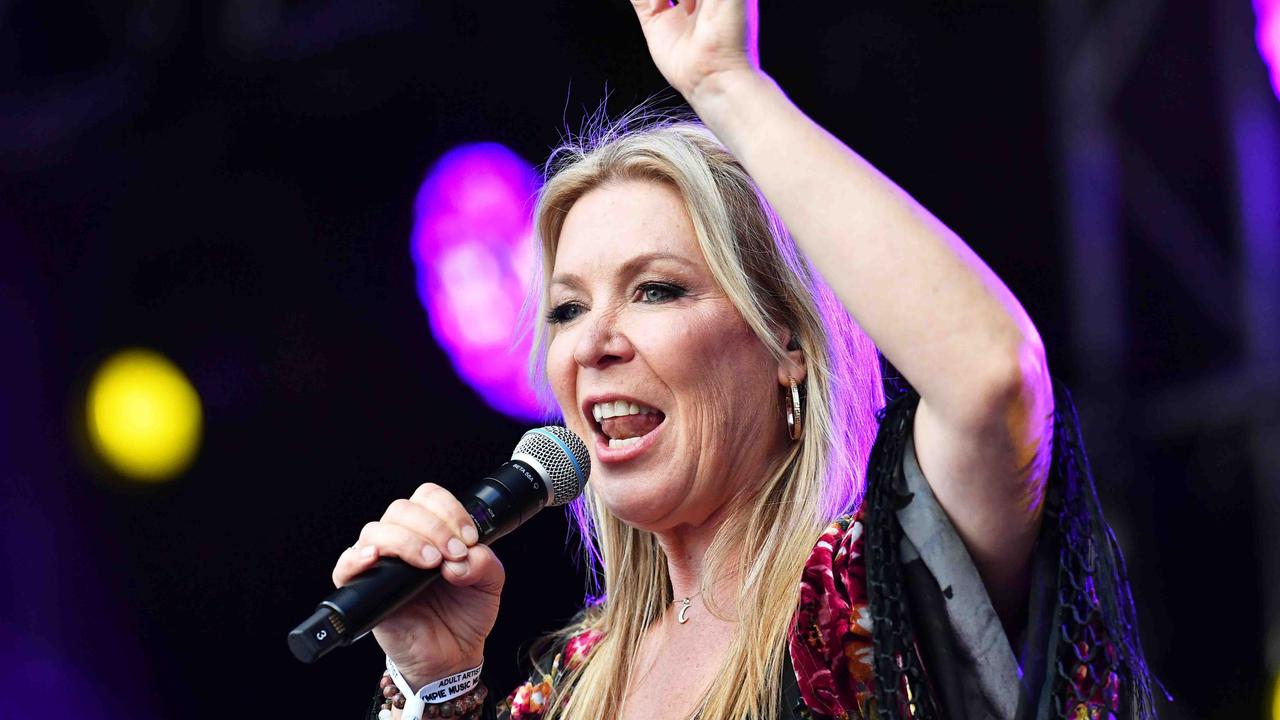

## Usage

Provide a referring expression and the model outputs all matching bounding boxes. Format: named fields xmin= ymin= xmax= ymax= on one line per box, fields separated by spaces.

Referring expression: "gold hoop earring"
xmin=786 ymin=376 xmax=804 ymax=441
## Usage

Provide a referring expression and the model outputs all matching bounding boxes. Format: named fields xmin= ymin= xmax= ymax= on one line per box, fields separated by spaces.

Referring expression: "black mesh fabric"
xmin=1040 ymin=385 xmax=1158 ymax=720
xmin=864 ymin=392 xmax=941 ymax=720
xmin=863 ymin=384 xmax=1159 ymax=720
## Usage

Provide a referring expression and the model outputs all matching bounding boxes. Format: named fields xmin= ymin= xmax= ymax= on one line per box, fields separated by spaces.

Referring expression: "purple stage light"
xmin=1261 ymin=0 xmax=1280 ymax=100
xmin=411 ymin=143 xmax=547 ymax=421
xmin=0 ymin=624 xmax=130 ymax=717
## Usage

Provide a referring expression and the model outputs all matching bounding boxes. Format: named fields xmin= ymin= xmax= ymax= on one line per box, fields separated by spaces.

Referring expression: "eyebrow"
xmin=549 ymin=251 xmax=696 ymax=291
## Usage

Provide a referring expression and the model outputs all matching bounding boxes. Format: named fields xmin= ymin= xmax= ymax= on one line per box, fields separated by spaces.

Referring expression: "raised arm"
xmin=628 ymin=0 xmax=1053 ymax=628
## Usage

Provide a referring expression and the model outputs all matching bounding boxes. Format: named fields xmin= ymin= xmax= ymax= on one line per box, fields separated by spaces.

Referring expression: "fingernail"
xmin=444 ymin=559 xmax=469 ymax=575
xmin=359 ymin=545 xmax=376 ymax=560
xmin=421 ymin=544 xmax=442 ymax=565
xmin=447 ymin=538 xmax=467 ymax=558
xmin=461 ymin=524 xmax=479 ymax=546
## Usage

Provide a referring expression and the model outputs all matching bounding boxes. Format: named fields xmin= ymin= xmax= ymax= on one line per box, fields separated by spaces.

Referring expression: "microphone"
xmin=287 ymin=426 xmax=590 ymax=664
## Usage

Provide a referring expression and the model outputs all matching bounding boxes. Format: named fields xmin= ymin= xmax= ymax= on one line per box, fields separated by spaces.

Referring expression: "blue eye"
xmin=638 ymin=282 xmax=686 ymax=304
xmin=546 ymin=302 xmax=585 ymax=324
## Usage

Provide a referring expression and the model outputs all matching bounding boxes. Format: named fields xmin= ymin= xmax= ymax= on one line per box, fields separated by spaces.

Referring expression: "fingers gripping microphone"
xmin=288 ymin=426 xmax=590 ymax=663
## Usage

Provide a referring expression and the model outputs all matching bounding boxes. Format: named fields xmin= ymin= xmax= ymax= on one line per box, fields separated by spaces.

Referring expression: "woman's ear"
xmin=776 ymin=330 xmax=807 ymax=387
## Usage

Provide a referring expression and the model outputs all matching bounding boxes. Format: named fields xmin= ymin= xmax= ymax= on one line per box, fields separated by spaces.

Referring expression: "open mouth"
xmin=590 ymin=400 xmax=666 ymax=449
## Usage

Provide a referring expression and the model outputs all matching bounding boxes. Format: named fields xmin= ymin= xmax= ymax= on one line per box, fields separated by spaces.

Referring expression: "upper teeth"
xmin=592 ymin=400 xmax=657 ymax=422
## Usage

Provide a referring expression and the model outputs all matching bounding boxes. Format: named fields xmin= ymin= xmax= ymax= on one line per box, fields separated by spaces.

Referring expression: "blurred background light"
xmin=86 ymin=348 xmax=203 ymax=482
xmin=1261 ymin=0 xmax=1280 ymax=100
xmin=411 ymin=143 xmax=544 ymax=421
xmin=0 ymin=623 xmax=125 ymax=718
xmin=1273 ymin=669 xmax=1280 ymax=720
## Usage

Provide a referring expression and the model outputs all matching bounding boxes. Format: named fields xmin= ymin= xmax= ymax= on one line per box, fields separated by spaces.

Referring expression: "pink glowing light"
xmin=411 ymin=143 xmax=544 ymax=421
xmin=1260 ymin=0 xmax=1280 ymax=100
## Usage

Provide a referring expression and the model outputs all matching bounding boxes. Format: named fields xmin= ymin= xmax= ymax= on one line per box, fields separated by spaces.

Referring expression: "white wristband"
xmin=385 ymin=656 xmax=484 ymax=720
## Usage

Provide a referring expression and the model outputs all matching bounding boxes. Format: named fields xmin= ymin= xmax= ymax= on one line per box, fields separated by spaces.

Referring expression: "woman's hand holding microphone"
xmin=330 ymin=482 xmax=505 ymax=691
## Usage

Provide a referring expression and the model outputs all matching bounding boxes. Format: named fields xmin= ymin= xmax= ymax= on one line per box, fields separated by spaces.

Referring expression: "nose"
xmin=572 ymin=309 xmax=634 ymax=370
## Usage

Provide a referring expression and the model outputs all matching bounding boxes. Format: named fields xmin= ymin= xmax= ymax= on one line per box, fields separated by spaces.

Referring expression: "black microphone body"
xmin=288 ymin=426 xmax=589 ymax=664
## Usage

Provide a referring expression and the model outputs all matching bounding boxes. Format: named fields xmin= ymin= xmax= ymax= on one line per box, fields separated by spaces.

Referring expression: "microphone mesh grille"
xmin=513 ymin=426 xmax=590 ymax=506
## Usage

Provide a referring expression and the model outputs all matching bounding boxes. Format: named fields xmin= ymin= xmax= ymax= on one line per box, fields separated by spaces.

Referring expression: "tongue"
xmin=601 ymin=413 xmax=663 ymax=440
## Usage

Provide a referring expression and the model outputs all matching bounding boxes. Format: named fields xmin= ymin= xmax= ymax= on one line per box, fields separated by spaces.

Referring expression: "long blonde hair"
xmin=528 ymin=115 xmax=883 ymax=720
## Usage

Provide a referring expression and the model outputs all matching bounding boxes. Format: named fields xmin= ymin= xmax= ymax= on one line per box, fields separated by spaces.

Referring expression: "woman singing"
xmin=331 ymin=1 xmax=1156 ymax=717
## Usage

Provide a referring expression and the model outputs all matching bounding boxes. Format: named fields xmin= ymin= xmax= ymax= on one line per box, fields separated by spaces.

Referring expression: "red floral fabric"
xmin=788 ymin=514 xmax=876 ymax=720
xmin=498 ymin=628 xmax=602 ymax=719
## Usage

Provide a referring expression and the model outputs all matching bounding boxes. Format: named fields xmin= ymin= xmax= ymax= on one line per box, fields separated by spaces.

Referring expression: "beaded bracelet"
xmin=378 ymin=670 xmax=488 ymax=719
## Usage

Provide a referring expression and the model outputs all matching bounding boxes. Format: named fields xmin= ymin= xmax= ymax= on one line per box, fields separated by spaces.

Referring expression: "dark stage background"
xmin=1 ymin=1 xmax=1277 ymax=718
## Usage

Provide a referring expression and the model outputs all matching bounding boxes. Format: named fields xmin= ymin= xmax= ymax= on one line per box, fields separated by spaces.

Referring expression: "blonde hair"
xmin=527 ymin=115 xmax=883 ymax=720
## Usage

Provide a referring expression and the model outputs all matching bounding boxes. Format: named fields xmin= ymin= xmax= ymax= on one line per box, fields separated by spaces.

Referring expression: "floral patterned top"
xmin=497 ymin=627 xmax=604 ymax=717
xmin=788 ymin=514 xmax=877 ymax=719
xmin=496 ymin=513 xmax=878 ymax=720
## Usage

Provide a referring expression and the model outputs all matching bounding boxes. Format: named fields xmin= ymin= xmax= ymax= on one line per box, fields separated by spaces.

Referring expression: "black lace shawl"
xmin=863 ymin=383 xmax=1160 ymax=719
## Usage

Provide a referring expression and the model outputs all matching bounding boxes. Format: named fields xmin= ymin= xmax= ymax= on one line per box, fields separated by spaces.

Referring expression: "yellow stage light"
xmin=86 ymin=348 xmax=203 ymax=482
xmin=1273 ymin=670 xmax=1279 ymax=720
